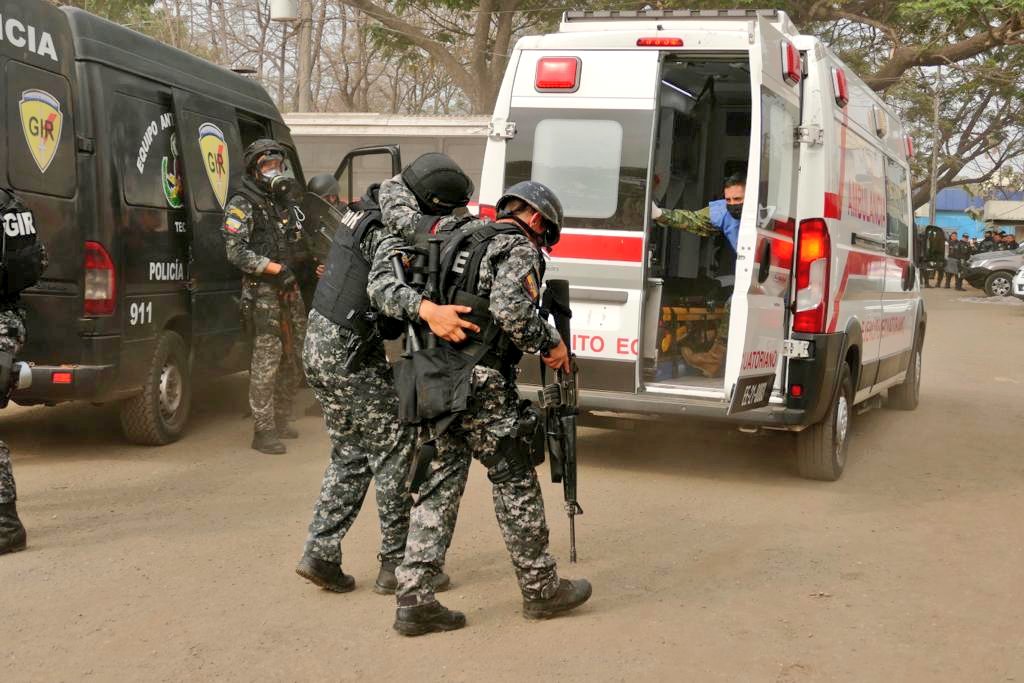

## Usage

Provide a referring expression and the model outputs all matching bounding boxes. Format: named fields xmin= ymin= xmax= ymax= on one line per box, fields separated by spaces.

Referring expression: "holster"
xmin=479 ymin=401 xmax=545 ymax=484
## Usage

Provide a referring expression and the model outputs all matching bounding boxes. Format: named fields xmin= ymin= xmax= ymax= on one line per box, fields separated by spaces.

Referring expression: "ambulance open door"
xmin=722 ymin=17 xmax=801 ymax=414
xmin=170 ymin=90 xmax=247 ymax=368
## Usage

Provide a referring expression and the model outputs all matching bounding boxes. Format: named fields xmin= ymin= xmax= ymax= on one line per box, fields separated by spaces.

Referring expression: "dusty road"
xmin=1 ymin=287 xmax=1022 ymax=681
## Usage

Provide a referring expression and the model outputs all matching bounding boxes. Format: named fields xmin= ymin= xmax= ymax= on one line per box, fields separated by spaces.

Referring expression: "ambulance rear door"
xmin=498 ymin=49 xmax=660 ymax=393
xmin=723 ymin=17 xmax=801 ymax=414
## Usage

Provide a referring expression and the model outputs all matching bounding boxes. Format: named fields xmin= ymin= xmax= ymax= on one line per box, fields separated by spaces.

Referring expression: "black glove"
xmin=274 ymin=264 xmax=298 ymax=290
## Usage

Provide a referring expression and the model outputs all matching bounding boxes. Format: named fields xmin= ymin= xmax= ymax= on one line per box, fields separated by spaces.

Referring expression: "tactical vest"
xmin=425 ymin=219 xmax=540 ymax=372
xmin=311 ymin=202 xmax=380 ymax=336
xmin=235 ymin=179 xmax=297 ymax=265
xmin=0 ymin=188 xmax=46 ymax=297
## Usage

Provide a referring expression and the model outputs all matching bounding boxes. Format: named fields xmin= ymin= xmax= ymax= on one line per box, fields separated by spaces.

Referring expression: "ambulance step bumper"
xmin=12 ymin=364 xmax=119 ymax=405
xmin=574 ymin=390 xmax=807 ymax=427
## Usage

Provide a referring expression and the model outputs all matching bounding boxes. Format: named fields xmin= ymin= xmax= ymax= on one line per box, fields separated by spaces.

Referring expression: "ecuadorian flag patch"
xmin=224 ymin=216 xmax=242 ymax=233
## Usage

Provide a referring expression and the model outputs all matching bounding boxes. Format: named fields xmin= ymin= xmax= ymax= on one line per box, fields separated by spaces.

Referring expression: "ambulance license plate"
xmin=728 ymin=373 xmax=775 ymax=414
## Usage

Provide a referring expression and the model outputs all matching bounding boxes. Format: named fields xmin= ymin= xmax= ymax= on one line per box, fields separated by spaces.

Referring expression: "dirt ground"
xmin=1 ymin=287 xmax=1022 ymax=681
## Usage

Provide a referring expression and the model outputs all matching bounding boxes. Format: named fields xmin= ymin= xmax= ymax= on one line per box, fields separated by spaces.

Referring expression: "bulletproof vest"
xmin=235 ymin=178 xmax=298 ymax=265
xmin=432 ymin=219 xmax=539 ymax=370
xmin=311 ymin=201 xmax=380 ymax=336
xmin=0 ymin=189 xmax=46 ymax=296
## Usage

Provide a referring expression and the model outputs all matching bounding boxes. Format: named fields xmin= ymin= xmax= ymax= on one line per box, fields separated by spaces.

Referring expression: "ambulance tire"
xmin=796 ymin=363 xmax=852 ymax=482
xmin=887 ymin=339 xmax=922 ymax=411
xmin=120 ymin=331 xmax=192 ymax=445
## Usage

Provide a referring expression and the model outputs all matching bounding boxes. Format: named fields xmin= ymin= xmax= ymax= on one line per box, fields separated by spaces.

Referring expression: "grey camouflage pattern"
xmin=0 ymin=304 xmax=25 ymax=504
xmin=222 ymin=196 xmax=271 ymax=275
xmin=395 ymin=366 xmax=559 ymax=603
xmin=248 ymin=281 xmax=307 ymax=433
xmin=301 ymin=310 xmax=415 ymax=564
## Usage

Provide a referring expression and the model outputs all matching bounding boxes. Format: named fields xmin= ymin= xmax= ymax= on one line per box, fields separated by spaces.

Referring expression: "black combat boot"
xmin=252 ymin=430 xmax=286 ymax=454
xmin=276 ymin=420 xmax=299 ymax=440
xmin=295 ymin=553 xmax=355 ymax=593
xmin=374 ymin=561 xmax=451 ymax=595
xmin=394 ymin=598 xmax=466 ymax=636
xmin=522 ymin=578 xmax=592 ymax=620
xmin=0 ymin=502 xmax=27 ymax=556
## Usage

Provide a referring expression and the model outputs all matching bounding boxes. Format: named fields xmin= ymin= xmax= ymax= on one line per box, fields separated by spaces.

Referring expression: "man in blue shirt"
xmin=651 ymin=174 xmax=746 ymax=377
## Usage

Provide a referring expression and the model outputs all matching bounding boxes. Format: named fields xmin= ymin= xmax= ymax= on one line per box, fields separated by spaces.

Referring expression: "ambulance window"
xmin=756 ymin=90 xmax=797 ymax=229
xmin=884 ymin=158 xmax=910 ymax=258
xmin=505 ymin=108 xmax=653 ymax=230
xmin=5 ymin=61 xmax=75 ymax=198
xmin=115 ymin=93 xmax=184 ymax=210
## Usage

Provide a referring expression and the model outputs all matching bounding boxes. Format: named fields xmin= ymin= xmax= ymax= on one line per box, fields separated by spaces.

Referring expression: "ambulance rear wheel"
xmin=796 ymin=363 xmax=852 ymax=482
xmin=120 ymin=331 xmax=192 ymax=445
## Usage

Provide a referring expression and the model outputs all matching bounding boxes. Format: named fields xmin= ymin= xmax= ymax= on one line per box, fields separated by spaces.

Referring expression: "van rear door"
xmin=499 ymin=50 xmax=659 ymax=393
xmin=722 ymin=17 xmax=800 ymax=414
xmin=170 ymin=91 xmax=247 ymax=366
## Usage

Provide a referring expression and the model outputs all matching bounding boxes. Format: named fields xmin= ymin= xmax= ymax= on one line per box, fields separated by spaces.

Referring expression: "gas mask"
xmin=256 ymin=154 xmax=296 ymax=198
xmin=726 ymin=203 xmax=743 ymax=220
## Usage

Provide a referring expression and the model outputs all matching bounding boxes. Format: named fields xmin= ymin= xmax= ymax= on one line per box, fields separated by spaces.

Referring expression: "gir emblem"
xmin=19 ymin=89 xmax=63 ymax=173
xmin=198 ymin=122 xmax=230 ymax=208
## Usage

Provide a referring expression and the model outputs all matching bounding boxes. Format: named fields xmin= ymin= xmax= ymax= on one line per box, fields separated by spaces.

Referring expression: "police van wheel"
xmin=796 ymin=363 xmax=852 ymax=482
xmin=984 ymin=271 xmax=1014 ymax=297
xmin=120 ymin=331 xmax=192 ymax=445
xmin=887 ymin=340 xmax=922 ymax=411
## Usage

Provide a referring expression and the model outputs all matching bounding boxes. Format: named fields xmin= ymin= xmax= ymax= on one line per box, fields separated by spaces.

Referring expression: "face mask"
xmin=726 ymin=203 xmax=743 ymax=220
xmin=267 ymin=174 xmax=296 ymax=198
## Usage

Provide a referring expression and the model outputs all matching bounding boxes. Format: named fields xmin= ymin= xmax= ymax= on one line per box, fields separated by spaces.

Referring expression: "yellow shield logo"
xmin=198 ymin=123 xmax=230 ymax=208
xmin=19 ymin=89 xmax=63 ymax=173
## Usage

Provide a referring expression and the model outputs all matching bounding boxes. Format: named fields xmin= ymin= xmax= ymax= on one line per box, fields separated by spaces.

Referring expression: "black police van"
xmin=2 ymin=0 xmax=305 ymax=443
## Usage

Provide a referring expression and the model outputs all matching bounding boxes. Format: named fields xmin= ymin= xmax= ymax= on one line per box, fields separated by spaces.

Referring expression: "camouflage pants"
xmin=0 ymin=306 xmax=26 ymax=505
xmin=0 ymin=442 xmax=15 ymax=504
xmin=395 ymin=366 xmax=559 ymax=604
xmin=248 ymin=282 xmax=307 ymax=433
xmin=301 ymin=310 xmax=414 ymax=565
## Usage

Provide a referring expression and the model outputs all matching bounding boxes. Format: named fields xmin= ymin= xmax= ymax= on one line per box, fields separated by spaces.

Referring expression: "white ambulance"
xmin=478 ymin=9 xmax=926 ymax=480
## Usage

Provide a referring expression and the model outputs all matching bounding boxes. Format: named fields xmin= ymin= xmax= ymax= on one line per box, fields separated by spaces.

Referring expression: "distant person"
xmin=308 ymin=174 xmax=342 ymax=209
xmin=940 ymin=231 xmax=967 ymax=290
xmin=1005 ymin=234 xmax=1020 ymax=250
xmin=978 ymin=230 xmax=996 ymax=253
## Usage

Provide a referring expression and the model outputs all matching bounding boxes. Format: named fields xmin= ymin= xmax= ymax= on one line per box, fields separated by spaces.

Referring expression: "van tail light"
xmin=793 ymin=219 xmax=831 ymax=334
xmin=781 ymin=41 xmax=801 ymax=86
xmin=831 ymin=67 xmax=849 ymax=107
xmin=637 ymin=37 xmax=683 ymax=47
xmin=477 ymin=204 xmax=497 ymax=220
xmin=905 ymin=135 xmax=915 ymax=158
xmin=535 ymin=57 xmax=580 ymax=91
xmin=84 ymin=241 xmax=116 ymax=316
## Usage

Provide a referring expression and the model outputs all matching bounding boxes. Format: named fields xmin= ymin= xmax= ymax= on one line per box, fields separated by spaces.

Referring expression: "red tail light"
xmin=636 ymin=37 xmax=683 ymax=47
xmin=793 ymin=218 xmax=831 ymax=334
xmin=781 ymin=41 xmax=801 ymax=86
xmin=84 ymin=241 xmax=116 ymax=316
xmin=51 ymin=371 xmax=73 ymax=385
xmin=535 ymin=57 xmax=581 ymax=91
xmin=477 ymin=204 xmax=497 ymax=220
xmin=831 ymin=67 xmax=849 ymax=107
xmin=905 ymin=135 xmax=915 ymax=158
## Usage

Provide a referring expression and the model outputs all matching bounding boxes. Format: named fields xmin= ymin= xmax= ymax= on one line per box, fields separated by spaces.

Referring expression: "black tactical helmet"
xmin=308 ymin=173 xmax=340 ymax=198
xmin=244 ymin=139 xmax=287 ymax=176
xmin=401 ymin=153 xmax=474 ymax=215
xmin=496 ymin=180 xmax=564 ymax=247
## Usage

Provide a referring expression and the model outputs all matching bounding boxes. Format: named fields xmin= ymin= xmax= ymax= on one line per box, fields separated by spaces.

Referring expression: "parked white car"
xmin=1012 ymin=265 xmax=1024 ymax=301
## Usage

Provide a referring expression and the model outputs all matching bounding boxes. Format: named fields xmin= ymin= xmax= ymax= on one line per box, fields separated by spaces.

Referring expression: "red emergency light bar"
xmin=781 ymin=41 xmax=801 ymax=86
xmin=535 ymin=57 xmax=581 ymax=92
xmin=636 ymin=37 xmax=684 ymax=47
xmin=831 ymin=67 xmax=849 ymax=108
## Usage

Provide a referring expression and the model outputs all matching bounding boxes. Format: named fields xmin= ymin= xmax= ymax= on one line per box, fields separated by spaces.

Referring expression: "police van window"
xmin=884 ymin=157 xmax=910 ymax=258
xmin=238 ymin=117 xmax=269 ymax=149
xmin=5 ymin=61 xmax=75 ymax=198
xmin=505 ymin=108 xmax=653 ymax=231
xmin=756 ymin=89 xmax=798 ymax=230
xmin=115 ymin=93 xmax=185 ymax=210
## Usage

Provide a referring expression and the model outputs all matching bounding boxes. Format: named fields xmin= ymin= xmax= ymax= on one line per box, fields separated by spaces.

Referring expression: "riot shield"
xmin=301 ymin=191 xmax=346 ymax=262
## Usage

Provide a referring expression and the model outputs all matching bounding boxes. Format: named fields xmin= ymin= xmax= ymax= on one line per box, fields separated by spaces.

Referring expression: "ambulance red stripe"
xmin=549 ymin=232 xmax=644 ymax=262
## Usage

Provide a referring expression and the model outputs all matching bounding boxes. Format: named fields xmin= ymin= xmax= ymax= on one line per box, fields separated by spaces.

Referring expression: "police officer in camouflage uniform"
xmin=0 ymin=187 xmax=47 ymax=555
xmin=222 ymin=140 xmax=309 ymax=454
xmin=369 ymin=179 xmax=592 ymax=636
xmin=295 ymin=154 xmax=478 ymax=593
xmin=652 ymin=174 xmax=746 ymax=377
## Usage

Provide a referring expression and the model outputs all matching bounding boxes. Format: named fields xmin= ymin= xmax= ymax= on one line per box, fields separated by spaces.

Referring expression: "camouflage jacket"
xmin=654 ymin=205 xmax=719 ymax=238
xmin=221 ymin=191 xmax=305 ymax=276
xmin=0 ymin=301 xmax=26 ymax=355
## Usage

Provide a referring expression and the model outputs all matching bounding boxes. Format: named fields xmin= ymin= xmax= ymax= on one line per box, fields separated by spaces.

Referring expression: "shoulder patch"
xmin=522 ymin=269 xmax=540 ymax=302
xmin=224 ymin=216 xmax=243 ymax=234
xmin=228 ymin=206 xmax=247 ymax=221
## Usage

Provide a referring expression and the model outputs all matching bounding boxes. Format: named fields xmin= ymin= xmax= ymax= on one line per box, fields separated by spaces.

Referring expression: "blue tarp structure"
xmin=914 ymin=188 xmax=1024 ymax=237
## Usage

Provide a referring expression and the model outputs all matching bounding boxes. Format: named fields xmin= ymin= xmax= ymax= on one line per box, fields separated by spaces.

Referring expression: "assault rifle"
xmin=538 ymin=279 xmax=582 ymax=563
